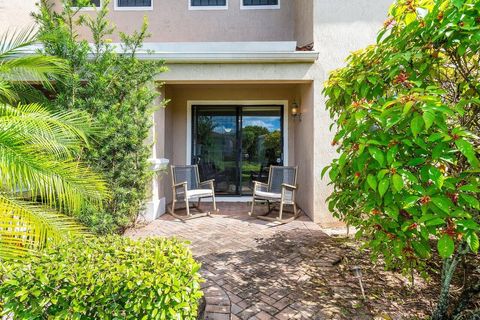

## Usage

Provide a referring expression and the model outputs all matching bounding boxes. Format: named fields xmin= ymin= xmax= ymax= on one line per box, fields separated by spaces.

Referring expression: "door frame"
xmin=186 ymin=100 xmax=289 ymax=169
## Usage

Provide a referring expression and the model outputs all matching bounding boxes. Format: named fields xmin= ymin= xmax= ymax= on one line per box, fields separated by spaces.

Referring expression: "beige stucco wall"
xmin=0 ymin=0 xmax=37 ymax=31
xmin=311 ymin=0 xmax=392 ymax=225
xmin=52 ymin=0 xmax=296 ymax=42
xmin=294 ymin=0 xmax=313 ymax=47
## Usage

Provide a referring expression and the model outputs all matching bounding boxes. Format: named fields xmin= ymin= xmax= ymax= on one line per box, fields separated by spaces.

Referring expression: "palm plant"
xmin=0 ymin=29 xmax=108 ymax=259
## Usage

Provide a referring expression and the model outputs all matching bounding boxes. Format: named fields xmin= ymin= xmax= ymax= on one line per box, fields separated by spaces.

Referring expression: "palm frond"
xmin=0 ymin=103 xmax=109 ymax=213
xmin=0 ymin=27 xmax=67 ymax=104
xmin=0 ymin=26 xmax=37 ymax=60
xmin=0 ymin=194 xmax=88 ymax=259
xmin=0 ymin=54 xmax=66 ymax=82
xmin=0 ymin=103 xmax=97 ymax=150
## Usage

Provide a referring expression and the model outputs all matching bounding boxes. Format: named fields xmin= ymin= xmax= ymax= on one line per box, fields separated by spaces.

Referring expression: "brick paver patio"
xmin=127 ymin=203 xmax=352 ymax=319
xmin=126 ymin=202 xmax=433 ymax=320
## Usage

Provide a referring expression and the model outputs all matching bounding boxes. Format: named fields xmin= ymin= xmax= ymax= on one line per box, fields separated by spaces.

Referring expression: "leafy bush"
xmin=323 ymin=0 xmax=479 ymax=318
xmin=0 ymin=237 xmax=203 ymax=319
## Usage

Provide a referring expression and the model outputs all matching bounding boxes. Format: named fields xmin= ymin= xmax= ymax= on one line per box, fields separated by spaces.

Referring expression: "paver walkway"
xmin=126 ymin=203 xmax=431 ymax=320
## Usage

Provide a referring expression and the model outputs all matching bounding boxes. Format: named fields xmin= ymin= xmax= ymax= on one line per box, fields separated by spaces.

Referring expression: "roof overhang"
xmin=24 ymin=41 xmax=319 ymax=64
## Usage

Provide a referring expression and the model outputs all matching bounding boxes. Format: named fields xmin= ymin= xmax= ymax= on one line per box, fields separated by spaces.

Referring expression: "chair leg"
xmin=293 ymin=202 xmax=298 ymax=217
xmin=171 ymin=199 xmax=176 ymax=214
xmin=278 ymin=200 xmax=284 ymax=221
xmin=249 ymin=197 xmax=256 ymax=216
xmin=211 ymin=190 xmax=218 ymax=213
xmin=197 ymin=198 xmax=201 ymax=210
xmin=185 ymin=198 xmax=191 ymax=217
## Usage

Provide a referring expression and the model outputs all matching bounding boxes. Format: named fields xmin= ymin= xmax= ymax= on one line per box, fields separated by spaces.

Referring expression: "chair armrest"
xmin=253 ymin=181 xmax=269 ymax=192
xmin=199 ymin=179 xmax=215 ymax=188
xmin=281 ymin=183 xmax=297 ymax=190
xmin=173 ymin=181 xmax=187 ymax=188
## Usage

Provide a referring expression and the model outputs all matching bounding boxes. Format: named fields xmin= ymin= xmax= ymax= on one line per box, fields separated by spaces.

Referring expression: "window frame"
xmin=188 ymin=0 xmax=228 ymax=11
xmin=114 ymin=0 xmax=154 ymax=11
xmin=240 ymin=0 xmax=280 ymax=10
xmin=70 ymin=0 xmax=102 ymax=11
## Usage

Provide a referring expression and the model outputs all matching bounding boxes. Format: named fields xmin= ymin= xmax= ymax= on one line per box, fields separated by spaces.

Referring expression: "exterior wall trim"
xmin=136 ymin=52 xmax=318 ymax=63
xmin=185 ymin=100 xmax=289 ymax=167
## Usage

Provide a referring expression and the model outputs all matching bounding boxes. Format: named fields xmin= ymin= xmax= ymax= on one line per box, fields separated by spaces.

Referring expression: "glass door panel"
xmin=241 ymin=106 xmax=283 ymax=195
xmin=192 ymin=105 xmax=283 ymax=196
xmin=192 ymin=106 xmax=239 ymax=195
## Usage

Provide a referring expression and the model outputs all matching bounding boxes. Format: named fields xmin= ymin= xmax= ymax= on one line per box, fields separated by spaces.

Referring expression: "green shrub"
xmin=0 ymin=236 xmax=203 ymax=319
xmin=34 ymin=1 xmax=167 ymax=234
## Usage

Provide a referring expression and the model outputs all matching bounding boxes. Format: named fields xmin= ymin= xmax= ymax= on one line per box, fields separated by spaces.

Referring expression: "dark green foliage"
xmin=34 ymin=0 xmax=167 ymax=233
xmin=0 ymin=236 xmax=203 ymax=319
xmin=323 ymin=0 xmax=479 ymax=318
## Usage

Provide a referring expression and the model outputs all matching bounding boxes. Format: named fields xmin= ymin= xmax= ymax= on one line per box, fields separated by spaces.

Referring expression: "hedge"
xmin=0 ymin=236 xmax=203 ymax=319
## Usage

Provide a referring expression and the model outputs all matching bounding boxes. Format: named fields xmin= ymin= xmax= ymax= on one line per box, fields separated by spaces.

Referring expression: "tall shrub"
xmin=323 ymin=0 xmax=479 ymax=319
xmin=35 ymin=0 xmax=167 ymax=233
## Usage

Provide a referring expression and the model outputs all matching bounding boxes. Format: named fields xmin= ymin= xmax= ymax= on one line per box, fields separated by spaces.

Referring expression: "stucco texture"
xmin=0 ymin=0 xmax=37 ymax=31
xmin=52 ymin=0 xmax=296 ymax=43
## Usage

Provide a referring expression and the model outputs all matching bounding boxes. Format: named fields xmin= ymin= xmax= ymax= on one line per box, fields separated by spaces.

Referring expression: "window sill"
xmin=188 ymin=6 xmax=228 ymax=10
xmin=240 ymin=5 xmax=280 ymax=10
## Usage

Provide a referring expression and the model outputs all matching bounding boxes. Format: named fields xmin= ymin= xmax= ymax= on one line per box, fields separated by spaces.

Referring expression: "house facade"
xmin=0 ymin=0 xmax=391 ymax=226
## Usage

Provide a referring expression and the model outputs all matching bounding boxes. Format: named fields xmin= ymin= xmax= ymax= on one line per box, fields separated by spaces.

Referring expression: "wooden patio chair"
xmin=168 ymin=165 xmax=218 ymax=220
xmin=248 ymin=166 xmax=299 ymax=223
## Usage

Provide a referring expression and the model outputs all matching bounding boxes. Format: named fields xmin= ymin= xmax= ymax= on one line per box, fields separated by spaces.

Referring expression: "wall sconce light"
xmin=291 ymin=100 xmax=302 ymax=121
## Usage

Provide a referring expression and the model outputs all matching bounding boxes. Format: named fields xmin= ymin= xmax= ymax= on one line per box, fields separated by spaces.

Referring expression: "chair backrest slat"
xmin=171 ymin=165 xmax=199 ymax=190
xmin=268 ymin=166 xmax=297 ymax=193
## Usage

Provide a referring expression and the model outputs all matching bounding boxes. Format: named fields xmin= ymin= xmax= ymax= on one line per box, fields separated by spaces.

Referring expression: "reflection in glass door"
xmin=192 ymin=105 xmax=283 ymax=196
xmin=192 ymin=106 xmax=239 ymax=195
xmin=241 ymin=106 xmax=283 ymax=194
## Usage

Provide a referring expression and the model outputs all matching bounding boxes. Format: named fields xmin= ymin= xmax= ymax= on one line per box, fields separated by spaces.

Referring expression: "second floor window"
xmin=242 ymin=0 xmax=279 ymax=6
xmin=117 ymin=0 xmax=152 ymax=7
xmin=72 ymin=0 xmax=101 ymax=7
xmin=190 ymin=0 xmax=227 ymax=7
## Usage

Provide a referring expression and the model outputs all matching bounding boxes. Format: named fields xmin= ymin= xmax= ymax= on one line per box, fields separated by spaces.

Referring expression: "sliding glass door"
xmin=192 ymin=105 xmax=283 ymax=196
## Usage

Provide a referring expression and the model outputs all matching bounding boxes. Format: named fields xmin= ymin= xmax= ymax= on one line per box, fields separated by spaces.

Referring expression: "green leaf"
xmin=378 ymin=178 xmax=390 ymax=198
xmin=425 ymin=218 xmax=445 ymax=226
xmin=456 ymin=219 xmax=480 ymax=231
xmin=460 ymin=194 xmax=480 ymax=210
xmin=387 ymin=146 xmax=398 ymax=165
xmin=391 ymin=174 xmax=403 ymax=193
xmin=367 ymin=174 xmax=377 ymax=191
xmin=455 ymin=139 xmax=479 ymax=168
xmin=465 ymin=232 xmax=479 ymax=253
xmin=385 ymin=206 xmax=399 ymax=220
xmin=411 ymin=115 xmax=424 ymax=137
xmin=412 ymin=241 xmax=430 ymax=259
xmin=321 ymin=166 xmax=329 ymax=179
xmin=423 ymin=110 xmax=435 ymax=130
xmin=431 ymin=196 xmax=453 ymax=214
xmin=428 ymin=132 xmax=444 ymax=142
xmin=437 ymin=235 xmax=455 ymax=258
xmin=407 ymin=158 xmax=425 ymax=166
xmin=403 ymin=196 xmax=419 ymax=208
xmin=368 ymin=147 xmax=385 ymax=167
xmin=428 ymin=166 xmax=444 ymax=189
xmin=403 ymin=101 xmax=414 ymax=115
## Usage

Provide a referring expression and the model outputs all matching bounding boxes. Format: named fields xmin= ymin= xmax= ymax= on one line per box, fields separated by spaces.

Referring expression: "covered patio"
xmin=127 ymin=203 xmax=436 ymax=320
